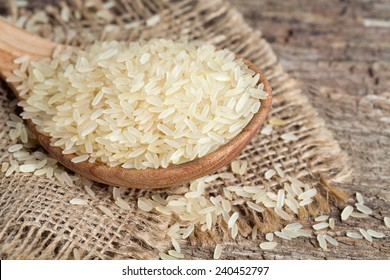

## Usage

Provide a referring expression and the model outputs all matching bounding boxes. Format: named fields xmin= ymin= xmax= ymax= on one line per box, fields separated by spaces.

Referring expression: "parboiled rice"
xmin=384 ymin=217 xmax=390 ymax=228
xmin=367 ymin=229 xmax=385 ymax=238
xmin=15 ymin=39 xmax=266 ymax=170
xmin=359 ymin=229 xmax=373 ymax=242
xmin=259 ymin=241 xmax=277 ymax=250
xmin=346 ymin=232 xmax=363 ymax=239
xmin=213 ymin=244 xmax=222 ymax=259
xmin=341 ymin=205 xmax=354 ymax=221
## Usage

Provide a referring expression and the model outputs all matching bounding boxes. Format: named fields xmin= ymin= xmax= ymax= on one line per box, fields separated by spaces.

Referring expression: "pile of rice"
xmin=12 ymin=39 xmax=268 ymax=169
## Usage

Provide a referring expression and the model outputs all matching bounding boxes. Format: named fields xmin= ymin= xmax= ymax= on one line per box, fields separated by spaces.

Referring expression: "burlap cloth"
xmin=0 ymin=0 xmax=351 ymax=259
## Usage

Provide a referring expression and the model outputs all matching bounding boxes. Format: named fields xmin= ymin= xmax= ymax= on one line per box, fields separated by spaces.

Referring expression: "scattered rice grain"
xmin=367 ymin=229 xmax=385 ymax=238
xmin=359 ymin=229 xmax=373 ymax=242
xmin=324 ymin=234 xmax=338 ymax=246
xmin=341 ymin=205 xmax=354 ymax=221
xmin=312 ymin=222 xmax=329 ymax=231
xmin=265 ymin=232 xmax=274 ymax=241
xmin=317 ymin=234 xmax=327 ymax=250
xmin=264 ymin=169 xmax=276 ymax=180
xmin=98 ymin=205 xmax=114 ymax=218
xmin=346 ymin=232 xmax=363 ymax=239
xmin=355 ymin=203 xmax=372 ymax=215
xmin=70 ymin=198 xmax=88 ymax=206
xmin=259 ymin=242 xmax=277 ymax=250
xmin=213 ymin=244 xmax=222 ymax=259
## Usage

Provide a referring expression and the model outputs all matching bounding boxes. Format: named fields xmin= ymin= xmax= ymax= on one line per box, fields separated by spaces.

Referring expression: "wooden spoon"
xmin=0 ymin=17 xmax=272 ymax=189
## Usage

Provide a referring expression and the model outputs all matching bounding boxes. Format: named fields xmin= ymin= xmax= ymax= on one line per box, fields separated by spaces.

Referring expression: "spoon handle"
xmin=0 ymin=17 xmax=56 ymax=79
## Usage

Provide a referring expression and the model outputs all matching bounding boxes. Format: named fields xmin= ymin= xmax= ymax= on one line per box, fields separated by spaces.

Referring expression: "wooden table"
xmin=212 ymin=0 xmax=389 ymax=259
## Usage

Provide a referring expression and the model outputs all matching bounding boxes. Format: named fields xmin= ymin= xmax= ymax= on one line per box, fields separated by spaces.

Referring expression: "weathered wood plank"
xmin=225 ymin=0 xmax=390 ymax=259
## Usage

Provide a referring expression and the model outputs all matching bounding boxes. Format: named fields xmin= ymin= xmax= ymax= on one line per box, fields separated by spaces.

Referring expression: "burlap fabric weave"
xmin=0 ymin=0 xmax=351 ymax=259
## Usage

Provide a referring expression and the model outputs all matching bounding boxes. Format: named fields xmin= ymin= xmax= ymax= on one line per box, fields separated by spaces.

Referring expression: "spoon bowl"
xmin=0 ymin=17 xmax=272 ymax=189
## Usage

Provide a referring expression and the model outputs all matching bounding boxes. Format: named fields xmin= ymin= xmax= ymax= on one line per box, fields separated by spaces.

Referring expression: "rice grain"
xmin=346 ymin=232 xmax=363 ymax=239
xmin=98 ymin=205 xmax=114 ymax=218
xmin=317 ymin=234 xmax=327 ymax=250
xmin=259 ymin=242 xmax=277 ymax=250
xmin=341 ymin=205 xmax=354 ymax=221
xmin=355 ymin=203 xmax=372 ymax=215
xmin=384 ymin=217 xmax=390 ymax=228
xmin=367 ymin=229 xmax=385 ymax=238
xmin=359 ymin=229 xmax=373 ymax=242
xmin=70 ymin=198 xmax=88 ymax=206
xmin=213 ymin=244 xmax=222 ymax=259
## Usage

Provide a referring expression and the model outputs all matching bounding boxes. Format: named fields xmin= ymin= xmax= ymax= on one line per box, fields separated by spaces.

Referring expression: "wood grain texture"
xmin=223 ymin=0 xmax=390 ymax=259
xmin=0 ymin=19 xmax=273 ymax=188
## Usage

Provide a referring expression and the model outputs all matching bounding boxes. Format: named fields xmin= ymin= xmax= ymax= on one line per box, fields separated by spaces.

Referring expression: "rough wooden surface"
xmin=194 ymin=0 xmax=389 ymax=259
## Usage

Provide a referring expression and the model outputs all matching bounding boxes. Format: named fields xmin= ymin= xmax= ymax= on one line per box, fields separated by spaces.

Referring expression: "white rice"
xmin=228 ymin=212 xmax=239 ymax=228
xmin=84 ymin=185 xmax=96 ymax=199
xmin=276 ymin=189 xmax=285 ymax=208
xmin=281 ymin=132 xmax=298 ymax=142
xmin=355 ymin=203 xmax=372 ymax=215
xmin=350 ymin=212 xmax=369 ymax=218
xmin=356 ymin=192 xmax=364 ymax=204
xmin=62 ymin=172 xmax=73 ymax=186
xmin=264 ymin=169 xmax=276 ymax=180
xmin=247 ymin=202 xmax=264 ymax=213
xmin=146 ymin=15 xmax=161 ymax=26
xmin=16 ymin=39 xmax=264 ymax=170
xmin=260 ymin=125 xmax=273 ymax=135
xmin=265 ymin=232 xmax=274 ymax=241
xmin=341 ymin=205 xmax=354 ymax=221
xmin=314 ymin=215 xmax=329 ymax=222
xmin=298 ymin=188 xmax=317 ymax=200
xmin=251 ymin=226 xmax=258 ymax=240
xmin=259 ymin=242 xmax=277 ymax=250
xmin=329 ymin=218 xmax=335 ymax=229
xmin=274 ymin=164 xmax=285 ymax=177
xmin=285 ymin=223 xmax=302 ymax=230
xmin=213 ymin=244 xmax=222 ymax=259
xmin=359 ymin=229 xmax=373 ymax=242
xmin=71 ymin=154 xmax=89 ymax=163
xmin=274 ymin=231 xmax=291 ymax=240
xmin=239 ymin=161 xmax=248 ymax=175
xmin=312 ymin=222 xmax=329 ymax=231
xmin=316 ymin=234 xmax=327 ymax=250
xmin=274 ymin=207 xmax=292 ymax=221
xmin=296 ymin=229 xmax=312 ymax=237
xmin=299 ymin=198 xmax=313 ymax=206
xmin=98 ymin=205 xmax=114 ymax=218
xmin=231 ymin=224 xmax=238 ymax=239
xmin=137 ymin=198 xmax=153 ymax=212
xmin=1 ymin=162 xmax=10 ymax=173
xmin=70 ymin=198 xmax=88 ymax=206
xmin=171 ymin=238 xmax=181 ymax=253
xmin=168 ymin=250 xmax=184 ymax=259
xmin=182 ymin=224 xmax=195 ymax=239
xmin=8 ymin=144 xmax=23 ymax=153
xmin=346 ymin=232 xmax=363 ymax=239
xmin=367 ymin=229 xmax=385 ymax=238
xmin=19 ymin=164 xmax=36 ymax=173
xmin=385 ymin=217 xmax=390 ymax=228
xmin=231 ymin=160 xmax=240 ymax=174
xmin=324 ymin=234 xmax=338 ymax=246
xmin=115 ymin=197 xmax=130 ymax=210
